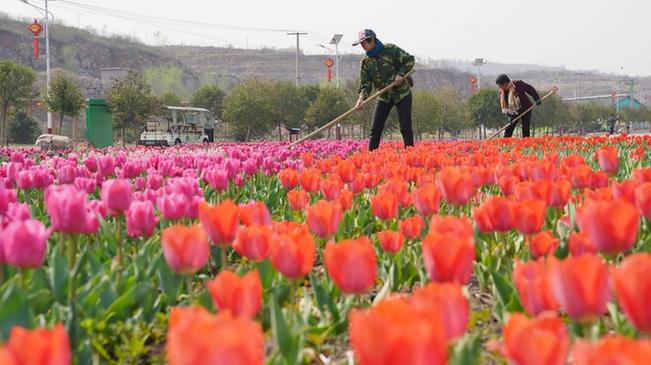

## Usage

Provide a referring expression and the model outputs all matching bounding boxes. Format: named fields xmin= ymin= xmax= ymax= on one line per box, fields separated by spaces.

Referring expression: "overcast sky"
xmin=4 ymin=0 xmax=651 ymax=76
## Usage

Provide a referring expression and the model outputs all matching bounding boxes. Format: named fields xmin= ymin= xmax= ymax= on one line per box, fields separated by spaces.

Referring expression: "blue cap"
xmin=352 ymin=29 xmax=376 ymax=46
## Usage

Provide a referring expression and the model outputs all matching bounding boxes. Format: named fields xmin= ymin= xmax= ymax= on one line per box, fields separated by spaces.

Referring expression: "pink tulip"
xmin=0 ymin=185 xmax=17 ymax=215
xmin=158 ymin=193 xmax=189 ymax=221
xmin=6 ymin=203 xmax=32 ymax=222
xmin=84 ymin=155 xmax=98 ymax=172
xmin=134 ymin=177 xmax=146 ymax=191
xmin=126 ymin=201 xmax=159 ymax=238
xmin=101 ymin=179 xmax=132 ymax=215
xmin=88 ymin=200 xmax=108 ymax=219
xmin=147 ymin=174 xmax=163 ymax=190
xmin=98 ymin=155 xmax=116 ymax=178
xmin=74 ymin=177 xmax=97 ymax=194
xmin=45 ymin=185 xmax=99 ymax=234
xmin=3 ymin=219 xmax=49 ymax=268
xmin=57 ymin=164 xmax=77 ymax=184
xmin=203 ymin=168 xmax=229 ymax=192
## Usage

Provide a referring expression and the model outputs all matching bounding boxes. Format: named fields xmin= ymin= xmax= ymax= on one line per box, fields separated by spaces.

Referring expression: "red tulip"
xmin=287 ymin=190 xmax=310 ymax=211
xmin=2 ymin=219 xmax=49 ymax=268
xmin=409 ymin=282 xmax=469 ymax=340
xmin=377 ymin=230 xmax=404 ymax=253
xmin=548 ymin=255 xmax=609 ymax=322
xmin=568 ymin=232 xmax=597 ymax=256
xmin=503 ymin=312 xmax=569 ymax=365
xmin=198 ymin=200 xmax=239 ymax=246
xmin=349 ymin=298 xmax=447 ymax=365
xmin=306 ymin=200 xmax=342 ymax=238
xmin=473 ymin=196 xmax=515 ymax=233
xmin=612 ymin=179 xmax=639 ymax=205
xmin=595 ymin=145 xmax=619 ymax=174
xmin=570 ymin=336 xmax=651 ymax=365
xmin=167 ymin=305 xmax=264 ymax=365
xmin=550 ymin=179 xmax=572 ymax=208
xmin=529 ymin=231 xmax=560 ymax=258
xmin=577 ymin=199 xmax=639 ymax=254
xmin=206 ymin=270 xmax=262 ymax=318
xmin=422 ymin=224 xmax=475 ymax=284
xmin=429 ymin=215 xmax=474 ymax=238
xmin=634 ymin=182 xmax=651 ymax=220
xmin=513 ymin=258 xmax=558 ymax=316
xmin=6 ymin=323 xmax=71 ymax=365
xmin=320 ymin=174 xmax=343 ymax=201
xmin=270 ymin=224 xmax=315 ymax=278
xmin=233 ymin=225 xmax=272 ymax=262
xmin=336 ymin=160 xmax=357 ymax=183
xmin=411 ymin=183 xmax=441 ymax=216
xmin=611 ymin=253 xmax=651 ymax=334
xmin=339 ymin=190 xmax=353 ymax=211
xmin=161 ymin=225 xmax=210 ymax=274
xmin=100 ymin=179 xmax=132 ymax=215
xmin=278 ymin=168 xmax=299 ymax=190
xmin=399 ymin=215 xmax=424 ymax=240
xmin=238 ymin=201 xmax=271 ymax=226
xmin=514 ymin=199 xmax=547 ymax=235
xmin=436 ymin=167 xmax=475 ymax=206
xmin=324 ymin=237 xmax=376 ymax=294
xmin=370 ymin=192 xmax=398 ymax=221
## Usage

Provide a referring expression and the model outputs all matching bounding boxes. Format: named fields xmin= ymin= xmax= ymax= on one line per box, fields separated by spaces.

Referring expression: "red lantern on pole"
xmin=468 ymin=75 xmax=478 ymax=94
xmin=324 ymin=58 xmax=334 ymax=82
xmin=28 ymin=19 xmax=43 ymax=59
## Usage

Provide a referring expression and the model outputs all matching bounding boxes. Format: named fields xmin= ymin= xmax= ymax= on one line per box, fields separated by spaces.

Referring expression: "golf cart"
xmin=137 ymin=106 xmax=216 ymax=146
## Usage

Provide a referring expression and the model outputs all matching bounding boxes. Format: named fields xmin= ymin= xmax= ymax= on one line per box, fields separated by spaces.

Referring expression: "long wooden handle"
xmin=289 ymin=69 xmax=415 ymax=147
xmin=485 ymin=86 xmax=558 ymax=141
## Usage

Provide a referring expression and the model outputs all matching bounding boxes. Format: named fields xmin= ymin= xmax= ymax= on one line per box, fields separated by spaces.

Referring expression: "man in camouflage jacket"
xmin=353 ymin=29 xmax=415 ymax=151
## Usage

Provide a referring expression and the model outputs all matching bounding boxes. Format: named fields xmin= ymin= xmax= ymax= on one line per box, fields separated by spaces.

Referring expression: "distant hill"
xmin=1 ymin=13 xmax=649 ymax=104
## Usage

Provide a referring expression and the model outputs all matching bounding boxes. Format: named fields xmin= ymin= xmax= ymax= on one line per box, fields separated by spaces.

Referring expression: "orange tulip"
xmin=238 ymin=201 xmax=271 ymax=226
xmin=548 ymin=255 xmax=609 ymax=322
xmin=436 ymin=167 xmax=475 ymax=206
xmin=570 ymin=336 xmax=651 ymax=365
xmin=306 ymin=200 xmax=342 ymax=238
xmin=232 ymin=224 xmax=272 ymax=262
xmin=577 ymin=199 xmax=639 ymax=254
xmin=287 ymin=189 xmax=309 ymax=211
xmin=399 ymin=215 xmax=424 ymax=240
xmin=514 ymin=180 xmax=552 ymax=206
xmin=349 ymin=174 xmax=367 ymax=194
xmin=377 ymin=230 xmax=404 ymax=253
xmin=503 ymin=312 xmax=569 ymax=365
xmin=422 ymin=230 xmax=475 ymax=284
xmin=0 ymin=347 xmax=16 ymax=365
xmin=336 ymin=160 xmax=357 ymax=183
xmin=270 ymin=225 xmax=315 ymax=279
xmin=198 ymin=200 xmax=239 ymax=246
xmin=166 ymin=305 xmax=264 ymax=365
xmin=514 ymin=199 xmax=547 ymax=235
xmin=6 ymin=324 xmax=71 ymax=365
xmin=595 ymin=145 xmax=619 ymax=174
xmin=409 ymin=282 xmax=469 ymax=340
xmin=339 ymin=190 xmax=353 ymax=211
xmin=161 ymin=225 xmax=210 ymax=274
xmin=278 ymin=168 xmax=298 ymax=190
xmin=379 ymin=179 xmax=410 ymax=207
xmin=513 ymin=259 xmax=558 ymax=316
xmin=611 ymin=253 xmax=651 ymax=334
xmin=298 ymin=168 xmax=321 ymax=193
xmin=206 ymin=270 xmax=262 ymax=318
xmin=349 ymin=298 xmax=448 ymax=365
xmin=320 ymin=174 xmax=343 ymax=201
xmin=370 ymin=192 xmax=399 ymax=221
xmin=633 ymin=166 xmax=651 ymax=183
xmin=472 ymin=196 xmax=515 ymax=233
xmin=324 ymin=237 xmax=376 ymax=294
xmin=568 ymin=232 xmax=597 ymax=256
xmin=411 ymin=183 xmax=441 ymax=217
xmin=529 ymin=231 xmax=560 ymax=258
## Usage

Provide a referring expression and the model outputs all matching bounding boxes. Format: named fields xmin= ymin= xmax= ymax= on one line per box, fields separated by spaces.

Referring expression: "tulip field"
xmin=1 ymin=136 xmax=651 ymax=365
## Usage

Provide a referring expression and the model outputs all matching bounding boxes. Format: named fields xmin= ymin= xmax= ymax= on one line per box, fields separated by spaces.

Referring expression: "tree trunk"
xmin=59 ymin=113 xmax=64 ymax=136
xmin=122 ymin=127 xmax=126 ymax=147
xmin=2 ymin=104 xmax=7 ymax=147
xmin=278 ymin=123 xmax=282 ymax=141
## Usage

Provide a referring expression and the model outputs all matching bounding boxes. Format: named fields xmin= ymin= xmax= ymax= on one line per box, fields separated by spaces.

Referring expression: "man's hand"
xmin=394 ymin=75 xmax=403 ymax=86
xmin=354 ymin=98 xmax=364 ymax=112
xmin=536 ymin=99 xmax=542 ymax=106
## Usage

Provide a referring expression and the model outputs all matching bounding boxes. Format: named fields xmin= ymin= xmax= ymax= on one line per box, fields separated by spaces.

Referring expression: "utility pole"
xmin=330 ymin=34 xmax=343 ymax=89
xmin=287 ymin=32 xmax=307 ymax=87
xmin=622 ymin=79 xmax=639 ymax=109
xmin=472 ymin=58 xmax=486 ymax=90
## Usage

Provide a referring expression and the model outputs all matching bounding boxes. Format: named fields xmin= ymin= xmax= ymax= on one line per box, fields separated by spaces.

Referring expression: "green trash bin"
xmin=85 ymin=99 xmax=113 ymax=148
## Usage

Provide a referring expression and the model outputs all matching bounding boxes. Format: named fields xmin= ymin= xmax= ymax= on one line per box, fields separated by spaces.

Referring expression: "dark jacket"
xmin=501 ymin=80 xmax=541 ymax=114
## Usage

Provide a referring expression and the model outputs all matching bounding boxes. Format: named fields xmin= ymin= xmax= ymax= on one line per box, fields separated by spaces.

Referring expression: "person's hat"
xmin=495 ymin=74 xmax=511 ymax=85
xmin=352 ymin=29 xmax=376 ymax=46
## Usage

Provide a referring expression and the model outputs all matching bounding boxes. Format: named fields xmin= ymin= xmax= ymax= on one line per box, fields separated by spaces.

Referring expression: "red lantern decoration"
xmin=324 ymin=58 xmax=334 ymax=82
xmin=28 ymin=19 xmax=43 ymax=59
xmin=468 ymin=75 xmax=478 ymax=94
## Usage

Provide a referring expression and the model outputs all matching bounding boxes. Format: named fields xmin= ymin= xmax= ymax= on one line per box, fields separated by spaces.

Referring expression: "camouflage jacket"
xmin=358 ymin=43 xmax=415 ymax=103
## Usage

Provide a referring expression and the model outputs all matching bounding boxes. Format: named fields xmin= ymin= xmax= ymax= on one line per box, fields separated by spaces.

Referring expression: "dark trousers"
xmin=369 ymin=93 xmax=414 ymax=150
xmin=504 ymin=110 xmax=532 ymax=138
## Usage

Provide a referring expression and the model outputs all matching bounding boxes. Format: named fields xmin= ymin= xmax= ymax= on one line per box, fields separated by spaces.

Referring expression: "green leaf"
xmin=449 ymin=334 xmax=482 ymax=365
xmin=0 ymin=282 xmax=34 ymax=340
xmin=490 ymin=269 xmax=513 ymax=309
xmin=157 ymin=255 xmax=181 ymax=304
xmin=256 ymin=259 xmax=274 ymax=290
xmin=104 ymin=283 xmax=151 ymax=321
xmin=49 ymin=244 xmax=69 ymax=304
xmin=309 ymin=273 xmax=339 ymax=321
xmin=270 ymin=294 xmax=298 ymax=365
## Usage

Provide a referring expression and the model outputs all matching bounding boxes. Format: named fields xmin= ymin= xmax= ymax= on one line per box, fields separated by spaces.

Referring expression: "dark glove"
xmin=536 ymin=99 xmax=542 ymax=106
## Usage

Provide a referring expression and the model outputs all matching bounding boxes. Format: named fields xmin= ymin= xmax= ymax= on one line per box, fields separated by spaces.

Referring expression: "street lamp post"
xmin=329 ymin=34 xmax=343 ymax=89
xmin=316 ymin=42 xmax=343 ymax=88
xmin=472 ymin=58 xmax=486 ymax=91
xmin=20 ymin=0 xmax=53 ymax=133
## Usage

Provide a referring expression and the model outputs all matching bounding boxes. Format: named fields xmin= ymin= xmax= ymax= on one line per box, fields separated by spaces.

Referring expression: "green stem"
xmin=0 ymin=264 xmax=4 ymax=286
xmin=220 ymin=245 xmax=227 ymax=271
xmin=186 ymin=275 xmax=194 ymax=303
xmin=68 ymin=234 xmax=78 ymax=303
xmin=19 ymin=268 xmax=29 ymax=290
